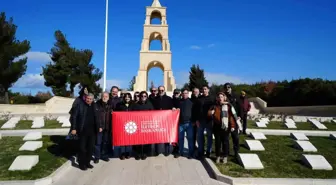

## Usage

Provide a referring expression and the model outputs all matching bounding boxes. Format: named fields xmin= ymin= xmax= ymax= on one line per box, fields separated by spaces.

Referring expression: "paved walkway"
xmin=52 ymin=155 xmax=227 ymax=185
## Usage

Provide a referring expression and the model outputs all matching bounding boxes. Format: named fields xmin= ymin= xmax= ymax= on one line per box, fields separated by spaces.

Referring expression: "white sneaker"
xmin=215 ymin=157 xmax=220 ymax=163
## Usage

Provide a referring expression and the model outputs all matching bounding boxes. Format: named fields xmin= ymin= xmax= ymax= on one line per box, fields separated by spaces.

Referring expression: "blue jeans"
xmin=197 ymin=121 xmax=213 ymax=156
xmin=94 ymin=130 xmax=109 ymax=159
xmin=178 ymin=122 xmax=194 ymax=157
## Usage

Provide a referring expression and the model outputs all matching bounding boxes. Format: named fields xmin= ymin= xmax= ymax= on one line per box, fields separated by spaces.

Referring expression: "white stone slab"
xmin=256 ymin=122 xmax=267 ymax=128
xmin=285 ymin=118 xmax=295 ymax=124
xmin=259 ymin=119 xmax=269 ymax=125
xmin=61 ymin=120 xmax=71 ymax=127
xmin=238 ymin=153 xmax=264 ymax=170
xmin=19 ymin=141 xmax=43 ymax=151
xmin=31 ymin=117 xmax=45 ymax=128
xmin=332 ymin=119 xmax=336 ymax=123
xmin=309 ymin=119 xmax=327 ymax=130
xmin=291 ymin=133 xmax=309 ymax=141
xmin=57 ymin=116 xmax=69 ymax=123
xmin=330 ymin=134 xmax=336 ymax=140
xmin=0 ymin=133 xmax=2 ymax=139
xmin=285 ymin=122 xmax=297 ymax=129
xmin=23 ymin=132 xmax=42 ymax=141
xmin=302 ymin=154 xmax=333 ymax=170
xmin=1 ymin=117 xmax=20 ymax=129
xmin=260 ymin=117 xmax=269 ymax=122
xmin=8 ymin=155 xmax=39 ymax=171
xmin=295 ymin=141 xmax=317 ymax=152
xmin=245 ymin=140 xmax=265 ymax=151
xmin=250 ymin=132 xmax=267 ymax=140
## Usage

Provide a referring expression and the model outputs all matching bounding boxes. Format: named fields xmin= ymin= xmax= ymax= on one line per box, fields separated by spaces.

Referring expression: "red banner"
xmin=112 ymin=110 xmax=180 ymax=146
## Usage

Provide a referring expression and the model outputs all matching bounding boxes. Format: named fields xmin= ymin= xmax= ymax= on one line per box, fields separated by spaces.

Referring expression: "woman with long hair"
xmin=115 ymin=93 xmax=134 ymax=160
xmin=208 ymin=92 xmax=242 ymax=164
xmin=131 ymin=91 xmax=154 ymax=160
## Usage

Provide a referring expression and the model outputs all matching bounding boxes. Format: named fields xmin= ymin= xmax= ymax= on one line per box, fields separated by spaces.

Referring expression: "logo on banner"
xmin=124 ymin=121 xmax=137 ymax=134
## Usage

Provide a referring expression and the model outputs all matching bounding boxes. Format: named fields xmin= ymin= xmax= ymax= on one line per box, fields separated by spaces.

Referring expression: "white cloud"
xmin=208 ymin=44 xmax=215 ymax=48
xmin=13 ymin=73 xmax=45 ymax=88
xmin=176 ymin=71 xmax=245 ymax=88
xmin=16 ymin=51 xmax=52 ymax=63
xmin=189 ymin=45 xmax=202 ymax=50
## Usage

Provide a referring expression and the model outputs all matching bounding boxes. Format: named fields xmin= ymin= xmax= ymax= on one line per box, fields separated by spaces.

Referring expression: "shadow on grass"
xmin=47 ymin=136 xmax=79 ymax=168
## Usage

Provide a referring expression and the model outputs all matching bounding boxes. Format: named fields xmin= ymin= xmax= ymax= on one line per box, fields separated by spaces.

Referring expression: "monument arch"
xmin=133 ymin=0 xmax=176 ymax=91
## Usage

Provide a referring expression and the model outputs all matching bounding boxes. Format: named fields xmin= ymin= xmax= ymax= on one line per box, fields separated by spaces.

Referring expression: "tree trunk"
xmin=4 ymin=91 xmax=9 ymax=104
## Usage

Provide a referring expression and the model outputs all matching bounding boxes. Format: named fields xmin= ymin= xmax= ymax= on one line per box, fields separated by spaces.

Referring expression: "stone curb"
xmin=204 ymin=158 xmax=336 ymax=185
xmin=0 ymin=129 xmax=69 ymax=137
xmin=247 ymin=129 xmax=336 ymax=137
xmin=0 ymin=160 xmax=72 ymax=185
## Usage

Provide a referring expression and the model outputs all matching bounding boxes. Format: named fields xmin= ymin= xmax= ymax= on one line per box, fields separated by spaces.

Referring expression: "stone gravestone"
xmin=302 ymin=154 xmax=333 ymax=170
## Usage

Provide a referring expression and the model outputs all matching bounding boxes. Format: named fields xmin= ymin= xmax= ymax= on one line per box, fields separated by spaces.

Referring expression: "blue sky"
xmin=2 ymin=0 xmax=336 ymax=94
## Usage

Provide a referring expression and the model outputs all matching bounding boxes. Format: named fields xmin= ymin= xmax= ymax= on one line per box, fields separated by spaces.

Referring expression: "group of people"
xmin=68 ymin=83 xmax=251 ymax=171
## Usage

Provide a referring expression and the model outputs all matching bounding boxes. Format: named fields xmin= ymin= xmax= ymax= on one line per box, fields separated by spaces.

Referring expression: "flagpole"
xmin=103 ymin=0 xmax=109 ymax=91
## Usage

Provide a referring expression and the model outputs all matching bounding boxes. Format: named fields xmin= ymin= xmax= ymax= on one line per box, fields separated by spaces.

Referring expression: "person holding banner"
xmin=209 ymin=92 xmax=242 ymax=164
xmin=132 ymin=91 xmax=154 ymax=160
xmin=133 ymin=91 xmax=140 ymax=103
xmin=115 ymin=93 xmax=134 ymax=160
xmin=152 ymin=86 xmax=174 ymax=156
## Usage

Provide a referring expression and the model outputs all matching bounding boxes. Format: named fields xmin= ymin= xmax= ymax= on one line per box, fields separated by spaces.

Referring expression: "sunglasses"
xmin=141 ymin=95 xmax=147 ymax=98
xmin=159 ymin=89 xmax=164 ymax=92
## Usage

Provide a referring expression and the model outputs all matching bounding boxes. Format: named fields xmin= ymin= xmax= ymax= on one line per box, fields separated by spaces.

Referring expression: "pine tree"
xmin=0 ymin=12 xmax=31 ymax=103
xmin=75 ymin=49 xmax=102 ymax=96
xmin=42 ymin=30 xmax=102 ymax=97
xmin=42 ymin=30 xmax=71 ymax=96
xmin=188 ymin=64 xmax=209 ymax=90
xmin=128 ymin=76 xmax=136 ymax=91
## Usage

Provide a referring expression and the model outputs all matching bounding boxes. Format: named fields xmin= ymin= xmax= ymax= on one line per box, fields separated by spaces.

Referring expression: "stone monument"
xmin=133 ymin=0 xmax=176 ymax=91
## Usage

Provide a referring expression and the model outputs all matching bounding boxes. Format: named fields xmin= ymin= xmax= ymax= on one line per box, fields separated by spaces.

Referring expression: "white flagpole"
xmin=103 ymin=0 xmax=109 ymax=91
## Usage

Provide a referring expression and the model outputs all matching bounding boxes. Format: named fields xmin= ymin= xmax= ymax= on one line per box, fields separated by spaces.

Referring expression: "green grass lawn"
xmin=13 ymin=120 xmax=62 ymax=130
xmin=247 ymin=120 xmax=336 ymax=131
xmin=0 ymin=136 xmax=68 ymax=180
xmin=213 ymin=135 xmax=336 ymax=178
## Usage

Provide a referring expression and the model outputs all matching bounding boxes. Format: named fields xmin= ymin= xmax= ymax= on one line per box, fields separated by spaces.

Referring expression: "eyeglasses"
xmin=141 ymin=95 xmax=147 ymax=98
xmin=159 ymin=89 xmax=164 ymax=92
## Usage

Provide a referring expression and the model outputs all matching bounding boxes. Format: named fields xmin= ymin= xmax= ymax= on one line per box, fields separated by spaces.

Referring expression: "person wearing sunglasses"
xmin=148 ymin=87 xmax=158 ymax=105
xmin=133 ymin=91 xmax=140 ymax=103
xmin=132 ymin=91 xmax=154 ymax=160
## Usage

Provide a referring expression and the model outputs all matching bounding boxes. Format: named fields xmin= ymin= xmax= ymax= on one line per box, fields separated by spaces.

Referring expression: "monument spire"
xmin=151 ymin=0 xmax=162 ymax=7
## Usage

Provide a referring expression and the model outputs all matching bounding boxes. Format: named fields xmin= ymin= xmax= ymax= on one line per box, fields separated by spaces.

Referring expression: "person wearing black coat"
xmin=152 ymin=86 xmax=174 ymax=156
xmin=115 ymin=93 xmax=134 ymax=160
xmin=93 ymin=92 xmax=112 ymax=164
xmin=71 ymin=93 xmax=102 ymax=171
xmin=132 ymin=91 xmax=154 ymax=160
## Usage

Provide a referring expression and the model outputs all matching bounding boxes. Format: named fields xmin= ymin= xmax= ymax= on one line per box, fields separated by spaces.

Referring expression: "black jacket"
xmin=108 ymin=96 xmax=122 ymax=110
xmin=194 ymin=95 xmax=215 ymax=122
xmin=172 ymin=96 xmax=180 ymax=108
xmin=177 ymin=98 xmax=194 ymax=123
xmin=115 ymin=101 xmax=134 ymax=111
xmin=132 ymin=100 xmax=154 ymax=111
xmin=71 ymin=100 xmax=101 ymax=134
xmin=225 ymin=93 xmax=241 ymax=117
xmin=148 ymin=94 xmax=156 ymax=105
xmin=96 ymin=99 xmax=112 ymax=130
xmin=152 ymin=94 xmax=173 ymax=110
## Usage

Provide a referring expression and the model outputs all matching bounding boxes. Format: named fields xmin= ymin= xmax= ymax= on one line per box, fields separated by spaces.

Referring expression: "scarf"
xmin=220 ymin=103 xmax=242 ymax=131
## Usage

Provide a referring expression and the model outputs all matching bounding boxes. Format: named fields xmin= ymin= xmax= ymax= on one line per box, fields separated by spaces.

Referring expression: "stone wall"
xmin=249 ymin=97 xmax=336 ymax=117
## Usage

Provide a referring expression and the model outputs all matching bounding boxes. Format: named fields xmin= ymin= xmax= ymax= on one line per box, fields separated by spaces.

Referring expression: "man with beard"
xmin=71 ymin=93 xmax=101 ymax=171
xmin=108 ymin=86 xmax=122 ymax=110
xmin=148 ymin=86 xmax=158 ymax=105
xmin=152 ymin=86 xmax=174 ymax=156
xmin=93 ymin=92 xmax=112 ymax=163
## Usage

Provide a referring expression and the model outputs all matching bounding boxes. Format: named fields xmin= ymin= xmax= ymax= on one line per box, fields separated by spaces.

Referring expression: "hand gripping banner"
xmin=112 ymin=110 xmax=180 ymax=146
